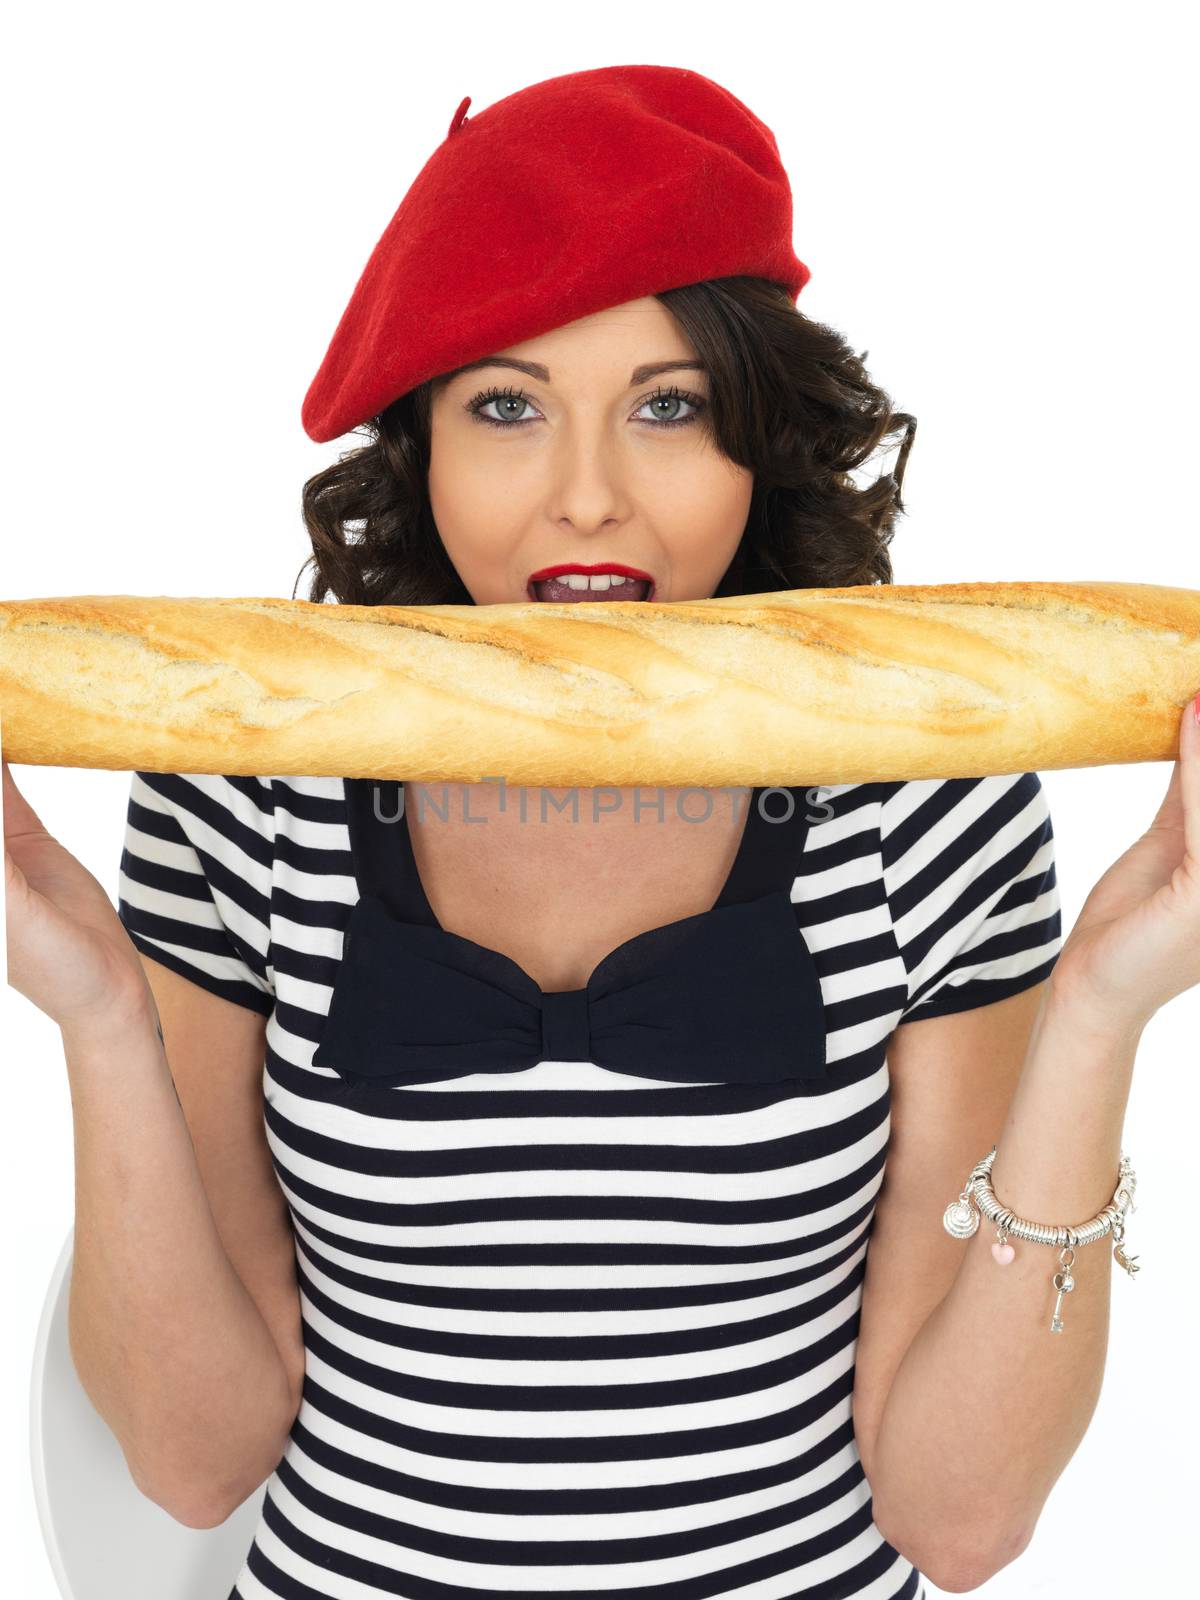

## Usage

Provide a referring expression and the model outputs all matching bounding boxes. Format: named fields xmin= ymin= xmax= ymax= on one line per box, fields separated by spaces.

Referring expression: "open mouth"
xmin=527 ymin=567 xmax=656 ymax=603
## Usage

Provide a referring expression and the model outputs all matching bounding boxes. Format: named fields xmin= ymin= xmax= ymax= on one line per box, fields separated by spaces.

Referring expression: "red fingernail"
xmin=1194 ymin=691 xmax=1200 ymax=727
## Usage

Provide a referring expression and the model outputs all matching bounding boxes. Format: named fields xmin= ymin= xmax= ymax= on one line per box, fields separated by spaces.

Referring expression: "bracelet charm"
xmin=1111 ymin=1210 xmax=1140 ymax=1278
xmin=942 ymin=1190 xmax=979 ymax=1239
xmin=1050 ymin=1250 xmax=1076 ymax=1334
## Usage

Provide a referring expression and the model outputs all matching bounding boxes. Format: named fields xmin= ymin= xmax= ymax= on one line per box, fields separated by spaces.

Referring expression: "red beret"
xmin=301 ymin=64 xmax=811 ymax=443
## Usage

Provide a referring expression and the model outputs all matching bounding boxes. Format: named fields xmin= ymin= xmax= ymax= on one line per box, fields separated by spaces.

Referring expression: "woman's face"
xmin=426 ymin=295 xmax=753 ymax=606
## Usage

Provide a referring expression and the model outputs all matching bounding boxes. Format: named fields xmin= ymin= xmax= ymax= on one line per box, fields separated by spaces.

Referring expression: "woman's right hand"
xmin=3 ymin=756 xmax=154 ymax=1032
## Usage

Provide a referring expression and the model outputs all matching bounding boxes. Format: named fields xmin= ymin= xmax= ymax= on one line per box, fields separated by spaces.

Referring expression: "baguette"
xmin=1 ymin=582 xmax=1198 ymax=786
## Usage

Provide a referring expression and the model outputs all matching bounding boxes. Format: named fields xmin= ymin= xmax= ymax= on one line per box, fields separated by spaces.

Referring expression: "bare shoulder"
xmin=852 ymin=981 xmax=1050 ymax=1490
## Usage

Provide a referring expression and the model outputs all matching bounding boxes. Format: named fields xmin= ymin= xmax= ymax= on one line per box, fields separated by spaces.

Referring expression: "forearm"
xmin=63 ymin=994 xmax=294 ymax=1526
xmin=871 ymin=982 xmax=1142 ymax=1588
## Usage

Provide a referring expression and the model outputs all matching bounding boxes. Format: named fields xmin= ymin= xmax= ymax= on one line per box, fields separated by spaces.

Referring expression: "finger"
xmin=1153 ymin=751 xmax=1184 ymax=830
xmin=1182 ymin=689 xmax=1200 ymax=868
xmin=4 ymin=841 xmax=30 ymax=906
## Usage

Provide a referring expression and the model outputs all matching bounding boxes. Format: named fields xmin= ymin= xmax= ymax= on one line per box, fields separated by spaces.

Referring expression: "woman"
xmin=5 ymin=65 xmax=1199 ymax=1600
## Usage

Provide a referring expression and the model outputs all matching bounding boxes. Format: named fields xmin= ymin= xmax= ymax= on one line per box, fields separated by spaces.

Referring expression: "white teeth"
xmin=536 ymin=572 xmax=640 ymax=594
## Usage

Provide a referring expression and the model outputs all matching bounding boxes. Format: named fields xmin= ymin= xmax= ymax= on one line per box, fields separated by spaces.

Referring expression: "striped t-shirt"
xmin=116 ymin=769 xmax=1063 ymax=1600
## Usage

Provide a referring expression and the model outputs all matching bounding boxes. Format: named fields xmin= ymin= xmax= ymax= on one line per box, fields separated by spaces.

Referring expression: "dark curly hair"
xmin=293 ymin=275 xmax=917 ymax=608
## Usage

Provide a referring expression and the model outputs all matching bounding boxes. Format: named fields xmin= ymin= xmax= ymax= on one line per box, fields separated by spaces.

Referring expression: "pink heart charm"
xmin=991 ymin=1242 xmax=1016 ymax=1265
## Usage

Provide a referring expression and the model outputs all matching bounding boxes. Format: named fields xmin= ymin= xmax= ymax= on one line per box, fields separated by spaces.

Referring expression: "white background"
xmin=2 ymin=2 xmax=1197 ymax=1595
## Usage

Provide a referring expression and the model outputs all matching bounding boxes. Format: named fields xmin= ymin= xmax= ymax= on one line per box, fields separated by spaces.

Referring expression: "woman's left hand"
xmin=1051 ymin=691 xmax=1200 ymax=1035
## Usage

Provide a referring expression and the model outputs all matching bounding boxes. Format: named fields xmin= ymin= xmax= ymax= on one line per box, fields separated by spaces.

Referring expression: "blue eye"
xmin=633 ymin=387 xmax=706 ymax=427
xmin=464 ymin=383 xmax=708 ymax=431
xmin=466 ymin=385 xmax=536 ymax=426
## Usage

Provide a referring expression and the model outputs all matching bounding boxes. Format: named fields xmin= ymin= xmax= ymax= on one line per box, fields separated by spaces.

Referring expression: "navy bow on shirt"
xmin=310 ymin=888 xmax=828 ymax=1090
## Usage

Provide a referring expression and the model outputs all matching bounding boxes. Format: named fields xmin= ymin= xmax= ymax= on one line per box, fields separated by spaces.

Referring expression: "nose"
xmin=545 ymin=418 xmax=633 ymax=537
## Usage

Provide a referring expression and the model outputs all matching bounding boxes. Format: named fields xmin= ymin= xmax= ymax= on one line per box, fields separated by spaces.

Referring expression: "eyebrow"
xmin=439 ymin=356 xmax=707 ymax=386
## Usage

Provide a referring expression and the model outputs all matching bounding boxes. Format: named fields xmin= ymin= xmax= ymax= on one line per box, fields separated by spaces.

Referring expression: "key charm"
xmin=1050 ymin=1246 xmax=1076 ymax=1334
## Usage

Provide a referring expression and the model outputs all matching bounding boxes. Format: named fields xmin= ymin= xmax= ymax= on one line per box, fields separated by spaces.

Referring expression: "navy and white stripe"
xmin=116 ymin=769 xmax=1063 ymax=1600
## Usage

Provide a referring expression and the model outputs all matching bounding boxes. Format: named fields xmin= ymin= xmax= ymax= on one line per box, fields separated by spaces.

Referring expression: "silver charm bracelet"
xmin=943 ymin=1146 xmax=1139 ymax=1334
